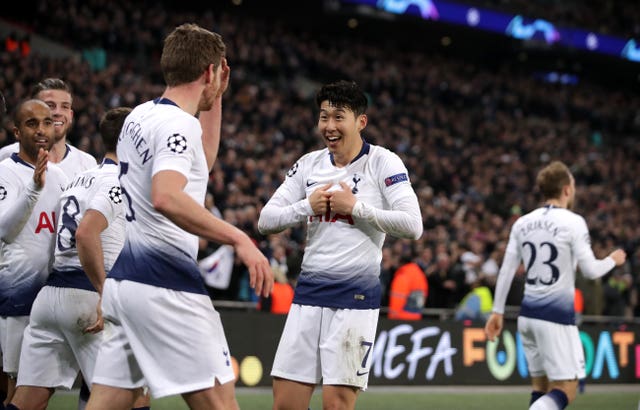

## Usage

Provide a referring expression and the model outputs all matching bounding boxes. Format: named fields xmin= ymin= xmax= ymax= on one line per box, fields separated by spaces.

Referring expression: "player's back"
xmin=48 ymin=160 xmax=124 ymax=291
xmin=510 ymin=205 xmax=586 ymax=324
xmin=109 ymin=98 xmax=209 ymax=294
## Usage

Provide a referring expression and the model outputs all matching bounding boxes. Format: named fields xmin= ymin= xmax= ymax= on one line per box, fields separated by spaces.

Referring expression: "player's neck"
xmin=333 ymin=137 xmax=363 ymax=167
xmin=48 ymin=138 xmax=68 ymax=163
xmin=162 ymin=84 xmax=202 ymax=116
xmin=544 ymin=199 xmax=566 ymax=209
xmin=104 ymin=151 xmax=118 ymax=163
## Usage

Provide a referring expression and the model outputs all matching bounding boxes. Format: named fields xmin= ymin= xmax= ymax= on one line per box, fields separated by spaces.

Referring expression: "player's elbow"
xmin=75 ymin=223 xmax=97 ymax=246
xmin=151 ymin=191 xmax=175 ymax=216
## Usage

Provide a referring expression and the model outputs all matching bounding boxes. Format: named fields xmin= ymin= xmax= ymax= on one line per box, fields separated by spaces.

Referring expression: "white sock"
xmin=529 ymin=396 xmax=561 ymax=410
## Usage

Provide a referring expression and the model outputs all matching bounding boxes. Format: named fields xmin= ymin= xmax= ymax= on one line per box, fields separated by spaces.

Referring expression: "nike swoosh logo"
xmin=356 ymin=370 xmax=369 ymax=376
xmin=306 ymin=180 xmax=317 ymax=187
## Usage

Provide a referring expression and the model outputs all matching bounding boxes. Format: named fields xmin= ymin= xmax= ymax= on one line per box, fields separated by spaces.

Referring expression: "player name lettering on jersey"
xmin=120 ymin=121 xmax=153 ymax=165
xmin=64 ymin=175 xmax=95 ymax=191
xmin=35 ymin=211 xmax=56 ymax=233
xmin=519 ymin=219 xmax=562 ymax=237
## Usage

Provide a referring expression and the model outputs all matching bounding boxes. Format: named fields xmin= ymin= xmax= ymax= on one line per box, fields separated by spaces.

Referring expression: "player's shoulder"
xmin=67 ymin=145 xmax=97 ymax=165
xmin=0 ymin=142 xmax=19 ymax=160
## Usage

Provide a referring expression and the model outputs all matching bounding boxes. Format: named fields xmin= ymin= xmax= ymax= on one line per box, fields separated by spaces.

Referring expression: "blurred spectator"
xmin=388 ymin=258 xmax=428 ymax=320
xmin=602 ymin=267 xmax=632 ymax=317
xmin=426 ymin=251 xmax=466 ymax=308
xmin=455 ymin=278 xmax=493 ymax=322
xmin=574 ymin=288 xmax=584 ymax=325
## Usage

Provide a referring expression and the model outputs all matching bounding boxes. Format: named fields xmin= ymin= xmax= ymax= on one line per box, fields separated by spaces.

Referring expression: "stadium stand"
xmin=1 ymin=0 xmax=639 ymax=320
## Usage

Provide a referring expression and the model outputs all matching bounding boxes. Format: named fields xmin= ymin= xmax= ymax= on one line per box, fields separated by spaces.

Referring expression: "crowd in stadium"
xmin=1 ymin=0 xmax=639 ymax=319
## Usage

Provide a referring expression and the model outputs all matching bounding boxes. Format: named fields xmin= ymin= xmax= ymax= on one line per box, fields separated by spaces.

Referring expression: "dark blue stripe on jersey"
xmin=153 ymin=97 xmax=179 ymax=107
xmin=99 ymin=158 xmax=117 ymax=167
xmin=0 ymin=280 xmax=40 ymax=316
xmin=329 ymin=138 xmax=370 ymax=166
xmin=62 ymin=144 xmax=71 ymax=160
xmin=46 ymin=268 xmax=96 ymax=292
xmin=519 ymin=296 xmax=575 ymax=325
xmin=293 ymin=273 xmax=381 ymax=309
xmin=108 ymin=239 xmax=207 ymax=295
xmin=10 ymin=152 xmax=34 ymax=169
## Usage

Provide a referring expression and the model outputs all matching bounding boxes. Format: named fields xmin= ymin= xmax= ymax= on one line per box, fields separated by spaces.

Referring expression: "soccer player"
xmin=0 ymin=78 xmax=97 ymax=175
xmin=86 ymin=23 xmax=273 ymax=410
xmin=0 ymin=78 xmax=98 ymax=410
xmin=258 ymin=80 xmax=423 ymax=410
xmin=7 ymin=107 xmax=149 ymax=410
xmin=484 ymin=160 xmax=627 ymax=410
xmin=0 ymin=99 xmax=68 ymax=406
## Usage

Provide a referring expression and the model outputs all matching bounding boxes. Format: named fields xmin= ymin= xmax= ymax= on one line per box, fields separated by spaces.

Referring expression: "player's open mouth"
xmin=326 ymin=135 xmax=341 ymax=142
xmin=53 ymin=121 xmax=64 ymax=127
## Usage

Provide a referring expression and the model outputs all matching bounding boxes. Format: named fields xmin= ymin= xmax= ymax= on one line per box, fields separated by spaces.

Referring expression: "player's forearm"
xmin=578 ymin=255 xmax=616 ymax=279
xmin=352 ymin=195 xmax=423 ymax=239
xmin=491 ymin=252 xmax=520 ymax=314
xmin=77 ymin=230 xmax=106 ymax=294
xmin=0 ymin=181 xmax=40 ymax=243
xmin=155 ymin=189 xmax=250 ymax=247
xmin=199 ymin=98 xmax=222 ymax=171
xmin=258 ymin=197 xmax=310 ymax=235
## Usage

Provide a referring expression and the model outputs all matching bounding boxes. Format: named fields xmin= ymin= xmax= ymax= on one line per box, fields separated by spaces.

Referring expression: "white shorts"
xmin=17 ymin=286 xmax=101 ymax=389
xmin=0 ymin=315 xmax=29 ymax=375
xmin=518 ymin=316 xmax=586 ymax=381
xmin=92 ymin=279 xmax=235 ymax=398
xmin=271 ymin=304 xmax=379 ymax=390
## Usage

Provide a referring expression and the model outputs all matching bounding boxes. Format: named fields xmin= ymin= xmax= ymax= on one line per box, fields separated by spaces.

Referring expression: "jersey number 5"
xmin=522 ymin=241 xmax=560 ymax=285
xmin=118 ymin=161 xmax=136 ymax=221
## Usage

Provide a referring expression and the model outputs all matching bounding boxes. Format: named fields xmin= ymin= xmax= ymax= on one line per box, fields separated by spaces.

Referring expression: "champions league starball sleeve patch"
xmin=167 ymin=133 xmax=188 ymax=154
xmin=108 ymin=186 xmax=123 ymax=204
xmin=384 ymin=173 xmax=408 ymax=187
xmin=0 ymin=185 xmax=6 ymax=200
xmin=286 ymin=162 xmax=299 ymax=177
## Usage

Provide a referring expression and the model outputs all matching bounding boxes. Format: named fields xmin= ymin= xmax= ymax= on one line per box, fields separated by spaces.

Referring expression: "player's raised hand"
xmin=215 ymin=57 xmax=230 ymax=98
xmin=609 ymin=249 xmax=627 ymax=266
xmin=484 ymin=312 xmax=503 ymax=342
xmin=84 ymin=297 xmax=104 ymax=334
xmin=328 ymin=181 xmax=357 ymax=215
xmin=33 ymin=147 xmax=48 ymax=189
xmin=235 ymin=237 xmax=274 ymax=297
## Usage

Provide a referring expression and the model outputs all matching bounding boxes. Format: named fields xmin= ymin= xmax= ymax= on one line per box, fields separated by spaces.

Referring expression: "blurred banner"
xmin=221 ymin=311 xmax=640 ymax=387
xmin=335 ymin=0 xmax=640 ymax=63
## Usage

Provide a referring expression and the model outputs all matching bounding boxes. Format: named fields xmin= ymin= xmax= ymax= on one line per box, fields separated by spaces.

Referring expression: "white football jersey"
xmin=0 ymin=154 xmax=68 ymax=315
xmin=48 ymin=159 xmax=125 ymax=291
xmin=259 ymin=142 xmax=422 ymax=309
xmin=493 ymin=205 xmax=616 ymax=324
xmin=0 ymin=142 xmax=96 ymax=179
xmin=108 ymin=98 xmax=209 ymax=294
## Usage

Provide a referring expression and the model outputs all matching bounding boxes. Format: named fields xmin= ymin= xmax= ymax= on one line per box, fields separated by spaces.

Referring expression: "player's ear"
xmin=357 ymin=114 xmax=367 ymax=132
xmin=204 ymin=64 xmax=214 ymax=84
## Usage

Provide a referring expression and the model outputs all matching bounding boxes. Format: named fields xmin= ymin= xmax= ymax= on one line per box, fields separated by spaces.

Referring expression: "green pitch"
xmin=46 ymin=388 xmax=639 ymax=409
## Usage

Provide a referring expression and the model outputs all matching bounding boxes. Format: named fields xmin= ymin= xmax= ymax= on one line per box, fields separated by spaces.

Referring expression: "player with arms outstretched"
xmin=485 ymin=161 xmax=626 ymax=410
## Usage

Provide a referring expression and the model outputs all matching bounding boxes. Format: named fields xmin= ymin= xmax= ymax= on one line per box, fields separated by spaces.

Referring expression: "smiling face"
xmin=36 ymin=89 xmax=73 ymax=142
xmin=317 ymin=101 xmax=367 ymax=166
xmin=13 ymin=100 xmax=54 ymax=163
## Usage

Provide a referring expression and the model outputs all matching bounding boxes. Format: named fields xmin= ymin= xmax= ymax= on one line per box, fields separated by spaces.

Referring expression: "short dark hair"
xmin=99 ymin=107 xmax=131 ymax=152
xmin=315 ymin=80 xmax=368 ymax=116
xmin=536 ymin=161 xmax=572 ymax=200
xmin=30 ymin=78 xmax=73 ymax=100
